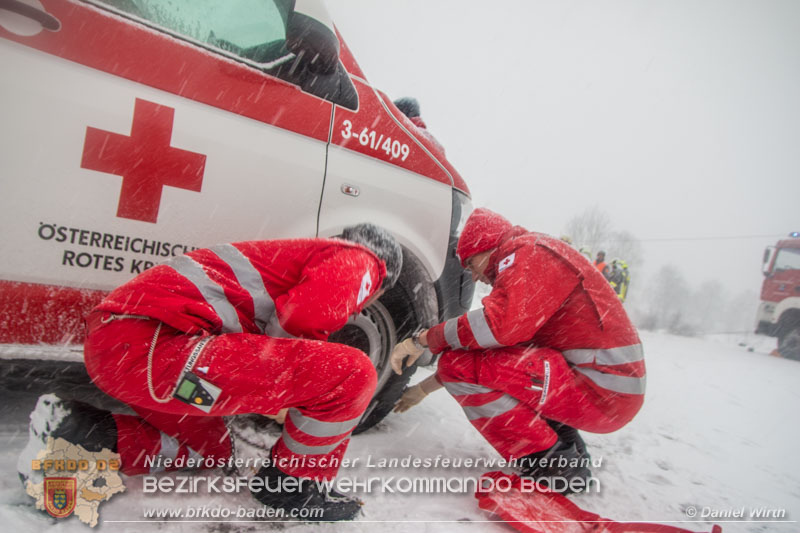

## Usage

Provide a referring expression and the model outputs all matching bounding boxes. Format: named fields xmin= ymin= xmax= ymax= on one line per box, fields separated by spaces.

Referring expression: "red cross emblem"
xmin=81 ymin=98 xmax=206 ymax=223
xmin=357 ymin=271 xmax=373 ymax=305
xmin=498 ymin=253 xmax=515 ymax=272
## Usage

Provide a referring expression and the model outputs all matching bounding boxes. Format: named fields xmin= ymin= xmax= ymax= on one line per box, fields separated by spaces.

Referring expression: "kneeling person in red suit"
xmin=392 ymin=209 xmax=645 ymax=493
xmin=20 ymin=224 xmax=403 ymax=521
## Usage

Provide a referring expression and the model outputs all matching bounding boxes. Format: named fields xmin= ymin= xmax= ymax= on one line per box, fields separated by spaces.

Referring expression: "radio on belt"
xmin=173 ymin=372 xmax=221 ymax=413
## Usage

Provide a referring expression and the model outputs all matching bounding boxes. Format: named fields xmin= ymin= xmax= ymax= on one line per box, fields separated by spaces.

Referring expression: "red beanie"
xmin=456 ymin=208 xmax=512 ymax=266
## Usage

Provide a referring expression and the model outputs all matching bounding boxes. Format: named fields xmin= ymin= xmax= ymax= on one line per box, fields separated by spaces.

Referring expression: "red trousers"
xmin=84 ymin=312 xmax=376 ymax=480
xmin=437 ymin=346 xmax=643 ymax=459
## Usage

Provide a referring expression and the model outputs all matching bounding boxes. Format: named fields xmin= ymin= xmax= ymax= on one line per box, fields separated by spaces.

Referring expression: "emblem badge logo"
xmin=357 ymin=271 xmax=373 ymax=305
xmin=44 ymin=477 xmax=77 ymax=518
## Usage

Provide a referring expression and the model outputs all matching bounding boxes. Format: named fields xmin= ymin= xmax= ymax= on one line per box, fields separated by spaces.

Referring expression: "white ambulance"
xmin=0 ymin=0 xmax=474 ymax=431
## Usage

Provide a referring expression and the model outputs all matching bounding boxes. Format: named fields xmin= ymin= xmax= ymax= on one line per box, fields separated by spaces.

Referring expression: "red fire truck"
xmin=756 ymin=233 xmax=800 ymax=360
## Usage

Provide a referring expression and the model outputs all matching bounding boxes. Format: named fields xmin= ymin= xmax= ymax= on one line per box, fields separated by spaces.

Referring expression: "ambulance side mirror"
xmin=276 ymin=0 xmax=358 ymax=110
xmin=286 ymin=0 xmax=340 ymax=75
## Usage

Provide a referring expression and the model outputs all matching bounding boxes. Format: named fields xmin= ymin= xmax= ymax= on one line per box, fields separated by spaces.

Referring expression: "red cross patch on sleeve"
xmin=357 ymin=271 xmax=373 ymax=305
xmin=498 ymin=253 xmax=516 ymax=273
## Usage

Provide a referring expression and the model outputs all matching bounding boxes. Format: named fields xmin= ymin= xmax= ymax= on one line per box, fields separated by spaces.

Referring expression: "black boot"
xmin=547 ymin=419 xmax=589 ymax=458
xmin=517 ymin=437 xmax=593 ymax=494
xmin=18 ymin=394 xmax=118 ymax=485
xmin=252 ymin=463 xmax=363 ymax=521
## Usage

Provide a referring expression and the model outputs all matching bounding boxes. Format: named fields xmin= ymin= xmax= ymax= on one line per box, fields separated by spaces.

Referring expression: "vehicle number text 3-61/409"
xmin=340 ymin=120 xmax=410 ymax=161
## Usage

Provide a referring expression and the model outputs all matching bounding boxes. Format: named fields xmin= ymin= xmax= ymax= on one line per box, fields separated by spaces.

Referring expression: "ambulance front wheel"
xmin=328 ymin=295 xmax=419 ymax=434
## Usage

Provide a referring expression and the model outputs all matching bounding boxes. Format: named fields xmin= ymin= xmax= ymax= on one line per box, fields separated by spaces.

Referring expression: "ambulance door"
xmin=0 ymin=0 xmax=333 ymax=293
xmin=319 ymin=80 xmax=455 ymax=280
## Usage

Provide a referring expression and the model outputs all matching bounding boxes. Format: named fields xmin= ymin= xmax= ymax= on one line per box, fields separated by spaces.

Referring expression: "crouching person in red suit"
xmin=392 ymin=209 xmax=645 ymax=493
xmin=19 ymin=224 xmax=403 ymax=521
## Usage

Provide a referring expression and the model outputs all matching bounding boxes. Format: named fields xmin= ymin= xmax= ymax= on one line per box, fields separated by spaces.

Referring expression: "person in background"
xmin=594 ymin=250 xmax=610 ymax=278
xmin=394 ymin=96 xmax=445 ymax=153
xmin=607 ymin=258 xmax=631 ymax=302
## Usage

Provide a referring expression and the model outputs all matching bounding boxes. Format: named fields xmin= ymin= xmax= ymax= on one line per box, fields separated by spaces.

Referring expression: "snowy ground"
xmin=1 ymin=330 xmax=798 ymax=532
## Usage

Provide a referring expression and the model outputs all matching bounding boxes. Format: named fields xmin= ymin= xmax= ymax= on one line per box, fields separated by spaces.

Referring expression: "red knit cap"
xmin=456 ymin=208 xmax=512 ymax=266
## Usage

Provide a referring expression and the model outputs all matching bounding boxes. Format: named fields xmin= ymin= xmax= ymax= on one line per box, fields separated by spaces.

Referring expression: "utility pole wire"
xmin=608 ymin=234 xmax=786 ymax=243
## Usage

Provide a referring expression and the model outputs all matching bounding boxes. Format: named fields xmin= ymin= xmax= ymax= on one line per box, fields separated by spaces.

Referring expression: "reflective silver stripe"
xmin=563 ymin=344 xmax=644 ymax=366
xmin=539 ymin=360 xmax=550 ymax=406
xmin=443 ymin=381 xmax=495 ymax=396
xmin=444 ymin=318 xmax=462 ymax=349
xmin=575 ymin=367 xmax=647 ymax=395
xmin=159 ymin=432 xmax=180 ymax=460
xmin=280 ymin=431 xmax=346 ymax=456
xmin=187 ymin=447 xmax=204 ymax=462
xmin=466 ymin=308 xmax=502 ymax=349
xmin=264 ymin=314 xmax=294 ymax=339
xmin=211 ymin=244 xmax=275 ymax=333
xmin=149 ymin=432 xmax=181 ymax=473
xmin=288 ymin=408 xmax=360 ymax=438
xmin=462 ymin=394 xmax=519 ymax=421
xmin=168 ymin=256 xmax=242 ymax=333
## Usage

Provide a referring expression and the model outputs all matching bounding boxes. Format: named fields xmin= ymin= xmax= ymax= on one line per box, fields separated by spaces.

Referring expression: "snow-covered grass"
xmin=1 ymin=331 xmax=798 ymax=532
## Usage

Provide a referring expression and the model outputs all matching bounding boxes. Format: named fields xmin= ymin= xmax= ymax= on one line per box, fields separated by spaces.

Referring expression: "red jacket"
xmin=95 ymin=239 xmax=385 ymax=340
xmin=427 ymin=227 xmax=645 ymax=396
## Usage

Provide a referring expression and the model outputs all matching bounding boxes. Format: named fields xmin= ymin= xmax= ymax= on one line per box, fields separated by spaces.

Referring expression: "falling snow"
xmin=1 ymin=331 xmax=798 ymax=532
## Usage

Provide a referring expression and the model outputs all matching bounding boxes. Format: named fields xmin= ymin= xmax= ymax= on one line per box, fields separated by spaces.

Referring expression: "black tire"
xmin=328 ymin=283 xmax=420 ymax=434
xmin=778 ymin=326 xmax=800 ymax=361
xmin=6 ymin=282 xmax=425 ymax=434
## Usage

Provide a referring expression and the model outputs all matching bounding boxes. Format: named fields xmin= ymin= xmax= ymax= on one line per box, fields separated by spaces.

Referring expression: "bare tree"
xmin=641 ymin=264 xmax=693 ymax=334
xmin=722 ymin=290 xmax=759 ymax=334
xmin=564 ymin=206 xmax=613 ymax=255
xmin=606 ymin=230 xmax=644 ymax=269
xmin=563 ymin=207 xmax=642 ymax=270
xmin=689 ymin=280 xmax=727 ymax=334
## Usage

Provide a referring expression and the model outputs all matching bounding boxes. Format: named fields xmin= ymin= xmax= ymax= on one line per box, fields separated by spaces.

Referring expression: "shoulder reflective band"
xmin=562 ymin=344 xmax=644 ymax=366
xmin=466 ymin=308 xmax=502 ymax=349
xmin=444 ymin=317 xmax=463 ymax=350
xmin=442 ymin=381 xmax=494 ymax=396
xmin=462 ymin=394 xmax=519 ymax=421
xmin=210 ymin=244 xmax=276 ymax=333
xmin=287 ymin=409 xmax=361 ymax=438
xmin=575 ymin=367 xmax=646 ymax=395
xmin=167 ymin=256 xmax=242 ymax=333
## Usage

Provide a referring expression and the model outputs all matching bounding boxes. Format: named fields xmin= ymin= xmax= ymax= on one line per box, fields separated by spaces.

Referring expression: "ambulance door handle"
xmin=340 ymin=184 xmax=360 ymax=197
xmin=0 ymin=0 xmax=61 ymax=31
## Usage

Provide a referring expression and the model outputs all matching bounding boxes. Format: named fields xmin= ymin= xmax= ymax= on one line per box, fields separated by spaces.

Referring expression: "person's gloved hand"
xmin=390 ymin=338 xmax=425 ymax=375
xmin=393 ymin=384 xmax=427 ymax=413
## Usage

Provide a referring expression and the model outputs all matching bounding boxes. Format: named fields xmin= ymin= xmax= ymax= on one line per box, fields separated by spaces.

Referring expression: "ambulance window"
xmin=774 ymin=248 xmax=800 ymax=272
xmin=89 ymin=0 xmax=294 ymax=66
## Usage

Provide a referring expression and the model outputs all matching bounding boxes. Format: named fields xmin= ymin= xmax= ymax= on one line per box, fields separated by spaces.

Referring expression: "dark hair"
xmin=341 ymin=224 xmax=403 ymax=290
xmin=394 ymin=97 xmax=421 ymax=118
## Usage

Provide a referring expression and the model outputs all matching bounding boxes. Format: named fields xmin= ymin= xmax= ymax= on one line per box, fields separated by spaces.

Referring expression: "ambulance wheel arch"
xmin=329 ymin=246 xmax=438 ymax=433
xmin=318 ymin=188 xmax=472 ymax=431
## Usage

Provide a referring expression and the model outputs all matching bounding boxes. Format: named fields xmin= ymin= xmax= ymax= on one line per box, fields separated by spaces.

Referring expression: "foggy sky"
xmin=328 ymin=0 xmax=800 ymax=295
